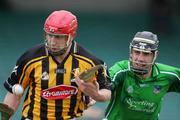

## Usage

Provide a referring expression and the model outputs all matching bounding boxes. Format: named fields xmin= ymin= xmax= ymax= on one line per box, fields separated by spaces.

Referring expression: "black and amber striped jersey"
xmin=4 ymin=41 xmax=110 ymax=120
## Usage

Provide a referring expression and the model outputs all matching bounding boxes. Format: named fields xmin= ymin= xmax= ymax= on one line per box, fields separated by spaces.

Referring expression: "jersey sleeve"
xmin=4 ymin=52 xmax=31 ymax=93
xmin=109 ymin=60 xmax=128 ymax=90
xmin=96 ymin=62 xmax=111 ymax=90
xmin=167 ymin=67 xmax=180 ymax=92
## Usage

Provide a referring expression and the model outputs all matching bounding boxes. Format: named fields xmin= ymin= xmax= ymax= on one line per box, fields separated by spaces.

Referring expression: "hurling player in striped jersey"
xmin=3 ymin=10 xmax=111 ymax=120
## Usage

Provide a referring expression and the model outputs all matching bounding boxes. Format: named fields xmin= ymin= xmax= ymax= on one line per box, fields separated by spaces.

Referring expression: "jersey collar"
xmin=69 ymin=41 xmax=78 ymax=54
xmin=151 ymin=63 xmax=160 ymax=77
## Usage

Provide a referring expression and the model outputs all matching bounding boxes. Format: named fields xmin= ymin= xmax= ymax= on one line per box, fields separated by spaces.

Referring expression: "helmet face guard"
xmin=129 ymin=31 xmax=159 ymax=75
xmin=45 ymin=33 xmax=72 ymax=56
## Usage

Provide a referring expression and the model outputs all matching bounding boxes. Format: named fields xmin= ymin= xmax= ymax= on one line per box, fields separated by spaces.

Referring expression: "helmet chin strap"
xmin=66 ymin=34 xmax=72 ymax=48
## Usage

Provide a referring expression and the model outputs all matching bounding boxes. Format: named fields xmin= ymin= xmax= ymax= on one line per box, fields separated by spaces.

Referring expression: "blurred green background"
xmin=0 ymin=0 xmax=180 ymax=119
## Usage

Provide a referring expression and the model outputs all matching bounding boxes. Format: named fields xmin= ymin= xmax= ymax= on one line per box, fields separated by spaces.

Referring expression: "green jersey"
xmin=105 ymin=60 xmax=180 ymax=120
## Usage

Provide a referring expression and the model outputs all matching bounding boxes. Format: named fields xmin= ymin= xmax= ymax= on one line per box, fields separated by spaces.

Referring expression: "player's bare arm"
xmin=75 ymin=77 xmax=111 ymax=102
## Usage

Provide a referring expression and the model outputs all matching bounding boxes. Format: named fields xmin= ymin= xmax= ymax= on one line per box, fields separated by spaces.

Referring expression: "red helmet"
xmin=44 ymin=10 xmax=78 ymax=37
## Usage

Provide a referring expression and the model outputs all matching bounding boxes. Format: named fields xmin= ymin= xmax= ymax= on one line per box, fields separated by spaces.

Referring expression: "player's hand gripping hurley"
xmin=0 ymin=103 xmax=14 ymax=120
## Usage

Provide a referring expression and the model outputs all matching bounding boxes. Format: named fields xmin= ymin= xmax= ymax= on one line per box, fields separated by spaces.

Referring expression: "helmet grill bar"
xmin=133 ymin=37 xmax=156 ymax=44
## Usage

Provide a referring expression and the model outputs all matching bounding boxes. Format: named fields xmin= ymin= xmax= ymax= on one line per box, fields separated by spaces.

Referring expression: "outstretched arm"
xmin=75 ymin=77 xmax=111 ymax=102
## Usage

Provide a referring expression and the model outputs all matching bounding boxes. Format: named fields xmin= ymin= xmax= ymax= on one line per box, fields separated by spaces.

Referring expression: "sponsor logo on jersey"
xmin=72 ymin=68 xmax=80 ymax=77
xmin=127 ymin=86 xmax=134 ymax=93
xmin=70 ymin=68 xmax=80 ymax=82
xmin=125 ymin=97 xmax=157 ymax=113
xmin=56 ymin=68 xmax=66 ymax=74
xmin=41 ymin=71 xmax=49 ymax=80
xmin=153 ymin=85 xmax=161 ymax=94
xmin=41 ymin=85 xmax=78 ymax=100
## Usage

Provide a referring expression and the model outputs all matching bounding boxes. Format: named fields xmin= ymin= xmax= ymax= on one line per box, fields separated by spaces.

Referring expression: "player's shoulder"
xmin=110 ymin=60 xmax=129 ymax=70
xmin=109 ymin=60 xmax=129 ymax=78
xmin=154 ymin=63 xmax=180 ymax=79
xmin=73 ymin=42 xmax=105 ymax=65
xmin=17 ymin=44 xmax=46 ymax=64
xmin=116 ymin=60 xmax=129 ymax=65
xmin=155 ymin=62 xmax=179 ymax=72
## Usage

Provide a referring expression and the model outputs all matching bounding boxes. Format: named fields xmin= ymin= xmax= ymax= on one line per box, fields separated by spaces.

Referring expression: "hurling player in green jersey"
xmin=104 ymin=31 xmax=180 ymax=120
